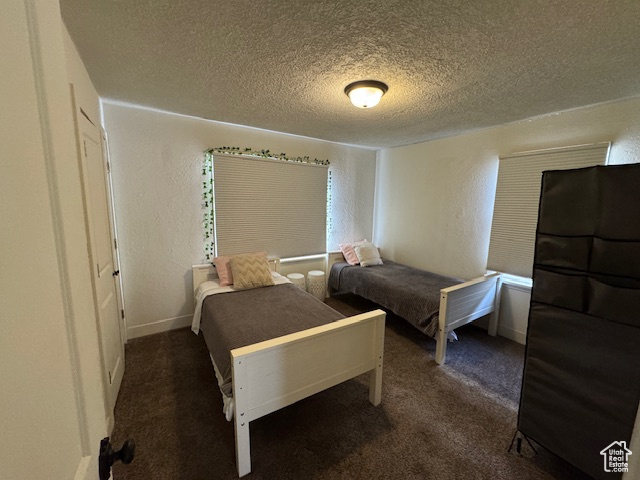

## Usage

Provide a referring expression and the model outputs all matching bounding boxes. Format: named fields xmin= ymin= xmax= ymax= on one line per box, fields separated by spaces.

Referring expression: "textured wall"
xmin=375 ymin=96 xmax=640 ymax=341
xmin=102 ymin=102 xmax=376 ymax=335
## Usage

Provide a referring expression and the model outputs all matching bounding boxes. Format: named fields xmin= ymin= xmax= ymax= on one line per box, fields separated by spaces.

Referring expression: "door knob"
xmin=98 ymin=437 xmax=135 ymax=480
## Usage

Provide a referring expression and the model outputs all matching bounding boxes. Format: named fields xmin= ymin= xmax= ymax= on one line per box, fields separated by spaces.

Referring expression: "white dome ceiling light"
xmin=344 ymin=80 xmax=388 ymax=108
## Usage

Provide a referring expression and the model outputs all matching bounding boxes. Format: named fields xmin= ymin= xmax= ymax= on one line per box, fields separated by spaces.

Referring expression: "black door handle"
xmin=99 ymin=437 xmax=135 ymax=480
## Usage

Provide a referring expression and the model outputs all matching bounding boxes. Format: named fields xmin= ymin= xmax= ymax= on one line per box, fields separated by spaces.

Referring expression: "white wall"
xmin=102 ymin=102 xmax=377 ymax=338
xmin=374 ymin=96 xmax=640 ymax=342
xmin=2 ymin=3 xmax=106 ymax=479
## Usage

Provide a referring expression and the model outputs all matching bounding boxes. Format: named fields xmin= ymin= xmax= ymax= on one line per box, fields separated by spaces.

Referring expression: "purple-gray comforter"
xmin=329 ymin=260 xmax=461 ymax=337
xmin=200 ymin=283 xmax=344 ymax=397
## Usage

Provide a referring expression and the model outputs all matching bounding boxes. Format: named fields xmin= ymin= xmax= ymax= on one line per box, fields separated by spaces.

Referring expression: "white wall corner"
xmin=372 ymin=149 xmax=381 ymax=245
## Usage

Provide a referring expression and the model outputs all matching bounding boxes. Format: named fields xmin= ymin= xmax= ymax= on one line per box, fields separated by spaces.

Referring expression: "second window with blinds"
xmin=212 ymin=154 xmax=328 ymax=259
xmin=487 ymin=142 xmax=611 ymax=282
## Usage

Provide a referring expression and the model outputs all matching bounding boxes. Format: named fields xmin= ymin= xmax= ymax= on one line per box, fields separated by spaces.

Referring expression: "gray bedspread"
xmin=328 ymin=260 xmax=461 ymax=337
xmin=199 ymin=283 xmax=344 ymax=397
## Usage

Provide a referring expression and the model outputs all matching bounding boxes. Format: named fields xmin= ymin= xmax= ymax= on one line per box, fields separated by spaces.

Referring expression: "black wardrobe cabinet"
xmin=518 ymin=163 xmax=640 ymax=480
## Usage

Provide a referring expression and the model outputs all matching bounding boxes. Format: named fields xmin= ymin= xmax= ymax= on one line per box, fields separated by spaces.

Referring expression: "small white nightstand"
xmin=287 ymin=273 xmax=306 ymax=289
xmin=306 ymin=270 xmax=326 ymax=300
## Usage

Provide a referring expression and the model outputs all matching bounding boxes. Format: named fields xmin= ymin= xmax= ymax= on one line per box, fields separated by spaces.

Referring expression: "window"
xmin=212 ymin=154 xmax=328 ymax=258
xmin=487 ymin=143 xmax=610 ymax=279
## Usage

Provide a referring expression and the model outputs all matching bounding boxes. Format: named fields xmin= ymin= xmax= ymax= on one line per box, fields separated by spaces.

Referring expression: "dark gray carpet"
xmin=112 ymin=293 xmax=589 ymax=479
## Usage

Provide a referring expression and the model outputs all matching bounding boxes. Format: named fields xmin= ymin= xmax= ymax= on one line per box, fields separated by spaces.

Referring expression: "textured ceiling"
xmin=61 ymin=0 xmax=640 ymax=148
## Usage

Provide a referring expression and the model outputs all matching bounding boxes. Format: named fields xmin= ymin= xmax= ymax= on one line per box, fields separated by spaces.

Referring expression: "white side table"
xmin=287 ymin=273 xmax=305 ymax=289
xmin=307 ymin=270 xmax=326 ymax=300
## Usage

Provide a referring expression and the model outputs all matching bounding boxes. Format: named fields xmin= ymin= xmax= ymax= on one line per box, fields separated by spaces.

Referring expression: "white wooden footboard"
xmin=436 ymin=272 xmax=502 ymax=365
xmin=231 ymin=309 xmax=386 ymax=477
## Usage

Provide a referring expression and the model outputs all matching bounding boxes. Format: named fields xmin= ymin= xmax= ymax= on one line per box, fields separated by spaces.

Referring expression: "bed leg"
xmin=435 ymin=328 xmax=447 ymax=365
xmin=234 ymin=415 xmax=251 ymax=477
xmin=369 ymin=365 xmax=382 ymax=406
xmin=488 ymin=275 xmax=502 ymax=337
xmin=488 ymin=311 xmax=499 ymax=337
xmin=369 ymin=314 xmax=385 ymax=406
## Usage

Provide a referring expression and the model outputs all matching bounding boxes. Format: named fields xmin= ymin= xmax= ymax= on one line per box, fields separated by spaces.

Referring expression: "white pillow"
xmin=354 ymin=242 xmax=383 ymax=267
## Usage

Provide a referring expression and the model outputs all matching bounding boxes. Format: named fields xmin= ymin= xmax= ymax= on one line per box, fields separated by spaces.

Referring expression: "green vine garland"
xmin=202 ymin=151 xmax=214 ymax=260
xmin=327 ymin=169 xmax=333 ymax=239
xmin=206 ymin=146 xmax=330 ymax=165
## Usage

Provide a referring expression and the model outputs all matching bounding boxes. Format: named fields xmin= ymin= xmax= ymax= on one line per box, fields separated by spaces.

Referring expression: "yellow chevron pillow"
xmin=229 ymin=253 xmax=275 ymax=290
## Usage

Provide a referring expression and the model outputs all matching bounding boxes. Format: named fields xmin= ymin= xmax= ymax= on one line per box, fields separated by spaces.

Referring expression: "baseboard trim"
xmin=498 ymin=325 xmax=527 ymax=345
xmin=73 ymin=456 xmax=92 ymax=480
xmin=106 ymin=411 xmax=114 ymax=435
xmin=127 ymin=314 xmax=192 ymax=340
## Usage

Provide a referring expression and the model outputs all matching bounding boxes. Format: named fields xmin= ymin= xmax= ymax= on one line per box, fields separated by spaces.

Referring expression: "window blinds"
xmin=487 ymin=143 xmax=610 ymax=278
xmin=213 ymin=154 xmax=328 ymax=258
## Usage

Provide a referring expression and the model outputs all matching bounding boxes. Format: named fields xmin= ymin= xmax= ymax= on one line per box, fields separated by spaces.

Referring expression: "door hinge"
xmin=121 ymin=309 xmax=125 ymax=319
xmin=108 ymin=370 xmax=112 ymax=384
xmin=83 ymin=140 xmax=87 ymax=157
xmin=114 ymin=238 xmax=117 ymax=250
xmin=107 ymin=161 xmax=111 ymax=173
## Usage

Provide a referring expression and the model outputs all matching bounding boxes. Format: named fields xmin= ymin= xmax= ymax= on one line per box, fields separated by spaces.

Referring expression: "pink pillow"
xmin=213 ymin=255 xmax=233 ymax=286
xmin=339 ymin=240 xmax=367 ymax=266
xmin=213 ymin=251 xmax=268 ymax=286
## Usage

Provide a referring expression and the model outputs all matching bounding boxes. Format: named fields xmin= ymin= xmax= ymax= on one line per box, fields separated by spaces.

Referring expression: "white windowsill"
xmin=280 ymin=253 xmax=327 ymax=263
xmin=488 ymin=271 xmax=533 ymax=293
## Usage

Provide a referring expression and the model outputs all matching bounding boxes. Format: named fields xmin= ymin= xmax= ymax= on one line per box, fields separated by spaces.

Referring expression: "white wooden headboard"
xmin=327 ymin=251 xmax=346 ymax=271
xmin=191 ymin=257 xmax=281 ymax=295
xmin=192 ymin=264 xmax=218 ymax=295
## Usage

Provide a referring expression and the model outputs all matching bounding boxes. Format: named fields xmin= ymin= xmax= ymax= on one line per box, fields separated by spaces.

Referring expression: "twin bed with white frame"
xmin=327 ymin=251 xmax=502 ymax=365
xmin=191 ymin=260 xmax=386 ymax=478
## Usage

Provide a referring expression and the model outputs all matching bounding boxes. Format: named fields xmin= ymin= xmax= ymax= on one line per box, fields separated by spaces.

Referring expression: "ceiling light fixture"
xmin=344 ymin=80 xmax=388 ymax=108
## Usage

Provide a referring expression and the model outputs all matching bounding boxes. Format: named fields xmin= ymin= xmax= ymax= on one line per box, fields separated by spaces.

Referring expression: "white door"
xmin=101 ymin=127 xmax=127 ymax=347
xmin=79 ymin=114 xmax=125 ymax=412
